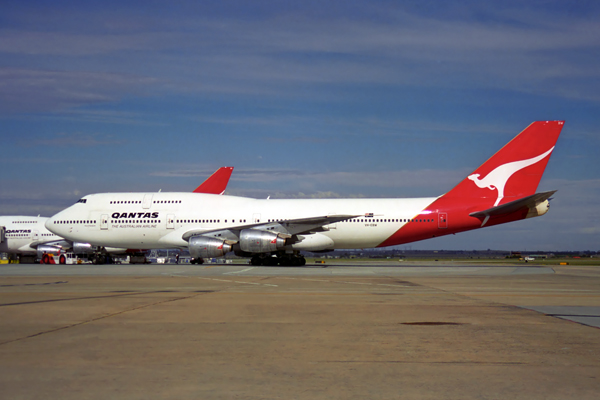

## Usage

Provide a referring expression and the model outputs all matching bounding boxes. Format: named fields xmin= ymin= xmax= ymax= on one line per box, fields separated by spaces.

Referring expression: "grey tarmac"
xmin=1 ymin=261 xmax=599 ymax=399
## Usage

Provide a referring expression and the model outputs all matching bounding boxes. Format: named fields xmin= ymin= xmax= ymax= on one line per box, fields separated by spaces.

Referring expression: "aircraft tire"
xmin=250 ymin=256 xmax=263 ymax=266
xmin=262 ymin=257 xmax=275 ymax=266
xmin=277 ymin=255 xmax=305 ymax=266
xmin=277 ymin=256 xmax=289 ymax=267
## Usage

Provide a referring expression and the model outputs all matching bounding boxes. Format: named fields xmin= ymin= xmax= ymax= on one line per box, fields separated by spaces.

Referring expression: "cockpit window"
xmin=76 ymin=199 xmax=87 ymax=204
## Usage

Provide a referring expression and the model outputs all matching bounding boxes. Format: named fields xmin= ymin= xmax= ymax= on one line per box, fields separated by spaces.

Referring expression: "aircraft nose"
xmin=45 ymin=211 xmax=67 ymax=235
xmin=45 ymin=215 xmax=57 ymax=232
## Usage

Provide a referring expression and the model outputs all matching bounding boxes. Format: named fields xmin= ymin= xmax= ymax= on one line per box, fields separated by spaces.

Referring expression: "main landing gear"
xmin=250 ymin=254 xmax=306 ymax=267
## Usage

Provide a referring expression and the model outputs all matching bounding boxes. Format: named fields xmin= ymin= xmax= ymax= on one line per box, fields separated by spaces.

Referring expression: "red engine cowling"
xmin=239 ymin=229 xmax=286 ymax=253
xmin=189 ymin=236 xmax=232 ymax=258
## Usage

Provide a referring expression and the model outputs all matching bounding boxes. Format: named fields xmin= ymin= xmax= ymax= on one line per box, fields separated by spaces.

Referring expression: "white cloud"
xmin=18 ymin=132 xmax=126 ymax=148
xmin=151 ymin=167 xmax=469 ymax=190
xmin=0 ymin=68 xmax=157 ymax=113
xmin=2 ymin=4 xmax=600 ymax=112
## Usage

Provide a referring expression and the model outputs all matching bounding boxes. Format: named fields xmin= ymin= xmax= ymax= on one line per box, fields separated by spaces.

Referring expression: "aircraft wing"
xmin=28 ymin=239 xmax=70 ymax=249
xmin=181 ymin=214 xmax=359 ymax=242
xmin=469 ymin=190 xmax=556 ymax=219
xmin=193 ymin=167 xmax=234 ymax=195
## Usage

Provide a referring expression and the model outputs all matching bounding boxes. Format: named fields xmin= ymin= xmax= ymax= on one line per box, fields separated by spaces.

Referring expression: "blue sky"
xmin=1 ymin=0 xmax=599 ymax=251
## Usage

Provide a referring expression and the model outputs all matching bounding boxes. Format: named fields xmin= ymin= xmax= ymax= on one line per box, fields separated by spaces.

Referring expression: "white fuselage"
xmin=0 ymin=216 xmax=64 ymax=254
xmin=46 ymin=192 xmax=438 ymax=250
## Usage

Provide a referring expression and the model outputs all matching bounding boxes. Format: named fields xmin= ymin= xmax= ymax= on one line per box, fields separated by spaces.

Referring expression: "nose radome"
xmin=44 ymin=215 xmax=56 ymax=232
xmin=45 ymin=212 xmax=66 ymax=235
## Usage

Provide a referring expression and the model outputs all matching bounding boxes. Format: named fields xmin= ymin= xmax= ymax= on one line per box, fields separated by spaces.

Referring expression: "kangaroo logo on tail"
xmin=468 ymin=147 xmax=554 ymax=206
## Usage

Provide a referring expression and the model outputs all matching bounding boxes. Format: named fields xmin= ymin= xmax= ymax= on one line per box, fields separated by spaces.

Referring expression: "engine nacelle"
xmin=189 ymin=236 xmax=232 ymax=258
xmin=72 ymin=242 xmax=98 ymax=254
xmin=290 ymin=233 xmax=335 ymax=251
xmin=36 ymin=244 xmax=63 ymax=259
xmin=526 ymin=200 xmax=550 ymax=219
xmin=239 ymin=229 xmax=286 ymax=253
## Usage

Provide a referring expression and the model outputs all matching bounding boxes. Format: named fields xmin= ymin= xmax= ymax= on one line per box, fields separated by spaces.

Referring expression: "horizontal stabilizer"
xmin=470 ymin=190 xmax=556 ymax=219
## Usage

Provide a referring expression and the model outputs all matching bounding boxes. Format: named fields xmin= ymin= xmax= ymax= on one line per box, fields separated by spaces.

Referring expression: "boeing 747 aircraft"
xmin=0 ymin=216 xmax=66 ymax=263
xmin=46 ymin=121 xmax=564 ymax=266
xmin=1 ymin=166 xmax=234 ymax=263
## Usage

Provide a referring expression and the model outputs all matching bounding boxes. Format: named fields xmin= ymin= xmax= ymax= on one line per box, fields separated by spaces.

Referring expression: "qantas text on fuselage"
xmin=112 ymin=212 xmax=160 ymax=219
xmin=46 ymin=121 xmax=564 ymax=266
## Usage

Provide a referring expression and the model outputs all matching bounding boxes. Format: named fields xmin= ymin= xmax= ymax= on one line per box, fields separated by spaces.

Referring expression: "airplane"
xmin=0 ymin=166 xmax=234 ymax=263
xmin=45 ymin=121 xmax=564 ymax=266
xmin=0 ymin=216 xmax=67 ymax=263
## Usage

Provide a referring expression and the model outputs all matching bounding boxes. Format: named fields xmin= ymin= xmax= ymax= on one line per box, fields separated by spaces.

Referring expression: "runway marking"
xmin=197 ymin=277 xmax=278 ymax=287
xmin=433 ymin=288 xmax=596 ymax=293
xmin=0 ymin=281 xmax=68 ymax=287
xmin=200 ymin=292 xmax=438 ymax=296
xmin=0 ymin=291 xmax=212 ymax=346
xmin=274 ymin=277 xmax=419 ymax=288
xmin=461 ymin=294 xmax=600 ymax=297
xmin=377 ymin=284 xmax=415 ymax=287
xmin=317 ymin=360 xmax=527 ymax=365
xmin=0 ymin=291 xmax=156 ymax=307
xmin=224 ymin=267 xmax=255 ymax=275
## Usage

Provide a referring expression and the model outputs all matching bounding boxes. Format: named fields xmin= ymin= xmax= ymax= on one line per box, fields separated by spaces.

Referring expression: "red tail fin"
xmin=378 ymin=121 xmax=564 ymax=248
xmin=193 ymin=167 xmax=234 ymax=195
xmin=443 ymin=121 xmax=564 ymax=206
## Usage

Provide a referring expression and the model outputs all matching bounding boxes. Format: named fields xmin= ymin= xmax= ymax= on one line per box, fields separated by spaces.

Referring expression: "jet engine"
xmin=239 ymin=229 xmax=286 ymax=253
xmin=189 ymin=236 xmax=232 ymax=258
xmin=36 ymin=244 xmax=63 ymax=259
xmin=72 ymin=242 xmax=98 ymax=254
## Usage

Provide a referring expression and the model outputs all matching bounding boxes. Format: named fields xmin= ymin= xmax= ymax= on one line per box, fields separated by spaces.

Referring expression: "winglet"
xmin=193 ymin=167 xmax=234 ymax=195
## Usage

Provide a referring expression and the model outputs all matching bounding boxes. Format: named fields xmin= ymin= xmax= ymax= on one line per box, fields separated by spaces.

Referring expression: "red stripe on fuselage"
xmin=377 ymin=195 xmax=529 ymax=247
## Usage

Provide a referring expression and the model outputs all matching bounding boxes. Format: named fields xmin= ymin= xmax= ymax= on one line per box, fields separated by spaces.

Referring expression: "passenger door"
xmin=143 ymin=194 xmax=154 ymax=209
xmin=101 ymin=214 xmax=109 ymax=230
xmin=438 ymin=212 xmax=448 ymax=229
